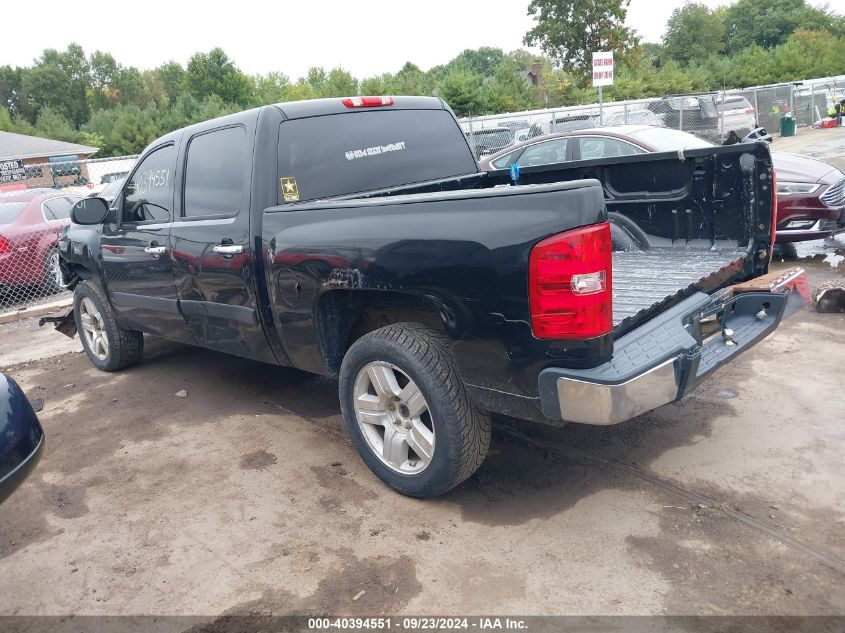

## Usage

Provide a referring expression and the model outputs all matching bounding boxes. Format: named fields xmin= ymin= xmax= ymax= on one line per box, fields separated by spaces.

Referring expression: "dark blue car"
xmin=0 ymin=373 xmax=44 ymax=504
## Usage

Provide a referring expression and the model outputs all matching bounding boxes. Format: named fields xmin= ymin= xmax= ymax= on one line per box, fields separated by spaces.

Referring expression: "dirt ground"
xmin=0 ymin=242 xmax=843 ymax=619
xmin=1 ymin=127 xmax=844 ymax=620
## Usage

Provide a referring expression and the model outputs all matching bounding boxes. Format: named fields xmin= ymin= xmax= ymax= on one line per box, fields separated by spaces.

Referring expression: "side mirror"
xmin=71 ymin=197 xmax=110 ymax=225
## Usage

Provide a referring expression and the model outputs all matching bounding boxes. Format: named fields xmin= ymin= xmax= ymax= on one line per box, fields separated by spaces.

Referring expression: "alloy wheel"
xmin=352 ymin=361 xmax=435 ymax=474
xmin=79 ymin=297 xmax=109 ymax=361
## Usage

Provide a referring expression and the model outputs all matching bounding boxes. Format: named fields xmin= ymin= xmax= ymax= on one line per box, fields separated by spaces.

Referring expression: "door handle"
xmin=212 ymin=244 xmax=244 ymax=255
xmin=144 ymin=246 xmax=166 ymax=255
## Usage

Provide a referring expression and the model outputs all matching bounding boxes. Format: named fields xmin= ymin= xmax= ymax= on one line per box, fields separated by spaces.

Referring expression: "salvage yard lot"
xmin=0 ymin=253 xmax=843 ymax=618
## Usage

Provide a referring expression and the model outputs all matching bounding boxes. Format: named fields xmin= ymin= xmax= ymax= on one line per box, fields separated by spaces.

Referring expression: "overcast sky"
xmin=1 ymin=0 xmax=835 ymax=79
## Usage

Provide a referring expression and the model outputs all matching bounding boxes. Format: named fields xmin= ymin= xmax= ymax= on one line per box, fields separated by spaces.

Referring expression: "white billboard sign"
xmin=592 ymin=51 xmax=614 ymax=87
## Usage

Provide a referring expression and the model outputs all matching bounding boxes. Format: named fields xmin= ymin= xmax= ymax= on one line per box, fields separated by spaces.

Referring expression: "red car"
xmin=479 ymin=125 xmax=845 ymax=243
xmin=0 ymin=189 xmax=82 ymax=295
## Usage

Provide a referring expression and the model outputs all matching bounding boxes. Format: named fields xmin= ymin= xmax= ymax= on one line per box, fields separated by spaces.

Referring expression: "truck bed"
xmin=612 ymin=246 xmax=746 ymax=325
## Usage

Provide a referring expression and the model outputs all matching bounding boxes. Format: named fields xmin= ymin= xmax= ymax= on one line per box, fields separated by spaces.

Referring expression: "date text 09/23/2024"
xmin=308 ymin=617 xmax=527 ymax=630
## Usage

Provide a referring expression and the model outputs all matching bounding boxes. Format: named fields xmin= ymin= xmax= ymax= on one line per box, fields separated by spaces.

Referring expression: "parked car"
xmin=497 ymin=120 xmax=544 ymax=143
xmin=603 ymin=110 xmax=665 ymax=127
xmin=480 ymin=125 xmax=844 ymax=243
xmin=550 ymin=114 xmax=597 ymax=132
xmin=770 ymin=152 xmax=845 ymax=242
xmin=93 ymin=178 xmax=125 ymax=205
xmin=0 ymin=189 xmax=82 ymax=294
xmin=716 ymin=96 xmax=757 ymax=138
xmin=0 ymin=373 xmax=44 ymax=505
xmin=464 ymin=127 xmax=515 ymax=158
xmin=100 ymin=171 xmax=129 ymax=184
xmin=57 ymin=96 xmax=788 ymax=498
xmin=647 ymin=95 xmax=720 ymax=141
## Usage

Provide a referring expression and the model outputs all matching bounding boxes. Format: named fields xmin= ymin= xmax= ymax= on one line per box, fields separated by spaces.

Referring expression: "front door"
xmin=100 ymin=142 xmax=193 ymax=342
xmin=169 ymin=123 xmax=277 ymax=363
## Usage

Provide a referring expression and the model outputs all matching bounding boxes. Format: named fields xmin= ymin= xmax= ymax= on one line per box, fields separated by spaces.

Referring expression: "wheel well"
xmin=64 ymin=262 xmax=95 ymax=290
xmin=317 ymin=290 xmax=445 ymax=376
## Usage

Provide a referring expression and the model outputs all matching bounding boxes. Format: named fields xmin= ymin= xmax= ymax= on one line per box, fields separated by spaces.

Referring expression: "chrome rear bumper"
xmin=538 ymin=277 xmax=805 ymax=425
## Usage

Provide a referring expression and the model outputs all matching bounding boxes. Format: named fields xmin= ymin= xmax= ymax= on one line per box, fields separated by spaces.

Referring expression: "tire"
xmin=42 ymin=247 xmax=64 ymax=295
xmin=73 ymin=280 xmax=144 ymax=372
xmin=339 ymin=323 xmax=490 ymax=497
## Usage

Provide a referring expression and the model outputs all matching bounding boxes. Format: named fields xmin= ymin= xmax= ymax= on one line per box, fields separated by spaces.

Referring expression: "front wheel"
xmin=73 ymin=281 xmax=144 ymax=372
xmin=339 ymin=323 xmax=490 ymax=498
xmin=42 ymin=248 xmax=65 ymax=294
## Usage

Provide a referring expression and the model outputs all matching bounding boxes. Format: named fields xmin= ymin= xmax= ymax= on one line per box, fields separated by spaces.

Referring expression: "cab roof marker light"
xmin=342 ymin=96 xmax=395 ymax=108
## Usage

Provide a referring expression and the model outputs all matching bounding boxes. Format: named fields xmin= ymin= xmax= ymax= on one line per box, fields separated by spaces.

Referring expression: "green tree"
xmin=19 ymin=63 xmax=73 ymax=123
xmin=437 ymin=69 xmax=483 ymax=116
xmin=386 ymin=62 xmax=431 ymax=95
xmin=0 ymin=65 xmax=23 ymax=113
xmin=322 ymin=68 xmax=358 ymax=97
xmin=185 ymin=48 xmax=253 ymax=107
xmin=723 ymin=0 xmax=844 ymax=53
xmin=115 ymin=67 xmax=146 ymax=107
xmin=663 ymin=3 xmax=725 ymax=66
xmin=253 ymin=71 xmax=291 ymax=104
xmin=482 ymin=59 xmax=539 ymax=113
xmin=0 ymin=107 xmax=13 ymax=131
xmin=108 ymin=106 xmax=160 ymax=155
xmin=88 ymin=51 xmax=119 ymax=110
xmin=38 ymin=44 xmax=91 ymax=127
xmin=524 ymin=0 xmax=637 ymax=82
xmin=154 ymin=62 xmax=186 ymax=107
xmin=360 ymin=74 xmax=389 ymax=95
xmin=448 ymin=48 xmax=505 ymax=78
xmin=33 ymin=106 xmax=79 ymax=142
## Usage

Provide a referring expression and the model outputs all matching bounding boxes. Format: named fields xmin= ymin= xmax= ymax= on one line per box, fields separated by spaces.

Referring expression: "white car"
xmin=716 ymin=96 xmax=757 ymax=138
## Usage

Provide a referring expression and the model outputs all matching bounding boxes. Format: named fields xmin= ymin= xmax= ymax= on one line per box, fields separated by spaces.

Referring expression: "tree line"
xmin=1 ymin=0 xmax=842 ymax=158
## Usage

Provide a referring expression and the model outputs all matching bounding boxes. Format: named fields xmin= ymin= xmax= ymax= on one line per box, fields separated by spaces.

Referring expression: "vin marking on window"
xmin=344 ymin=141 xmax=406 ymax=161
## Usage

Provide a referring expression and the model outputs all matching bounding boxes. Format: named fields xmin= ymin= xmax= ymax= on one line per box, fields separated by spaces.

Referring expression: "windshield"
xmin=0 ymin=201 xmax=27 ymax=224
xmin=628 ymin=127 xmax=715 ymax=151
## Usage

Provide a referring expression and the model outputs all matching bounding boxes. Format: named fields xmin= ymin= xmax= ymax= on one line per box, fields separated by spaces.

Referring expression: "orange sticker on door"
xmin=280 ymin=176 xmax=300 ymax=202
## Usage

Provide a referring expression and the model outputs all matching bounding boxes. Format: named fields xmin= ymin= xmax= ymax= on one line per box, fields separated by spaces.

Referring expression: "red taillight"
xmin=529 ymin=222 xmax=613 ymax=339
xmin=341 ymin=96 xmax=394 ymax=108
xmin=745 ymin=108 xmax=755 ymax=114
xmin=0 ymin=236 xmax=11 ymax=255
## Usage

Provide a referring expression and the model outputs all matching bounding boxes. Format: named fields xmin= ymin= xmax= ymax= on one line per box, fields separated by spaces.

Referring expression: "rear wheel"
xmin=339 ymin=323 xmax=490 ymax=497
xmin=73 ymin=281 xmax=143 ymax=371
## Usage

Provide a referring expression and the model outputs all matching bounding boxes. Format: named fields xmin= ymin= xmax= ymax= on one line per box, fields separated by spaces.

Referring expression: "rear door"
xmin=169 ymin=120 xmax=277 ymax=363
xmin=100 ymin=143 xmax=193 ymax=342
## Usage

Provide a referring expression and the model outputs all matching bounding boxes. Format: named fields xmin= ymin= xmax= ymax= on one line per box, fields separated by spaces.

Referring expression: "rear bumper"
xmin=538 ymin=274 xmax=805 ymax=425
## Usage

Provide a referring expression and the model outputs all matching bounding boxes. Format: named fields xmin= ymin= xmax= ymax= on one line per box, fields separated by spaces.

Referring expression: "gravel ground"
xmin=1 ymin=128 xmax=844 ymax=621
xmin=0 ymin=247 xmax=842 ymax=620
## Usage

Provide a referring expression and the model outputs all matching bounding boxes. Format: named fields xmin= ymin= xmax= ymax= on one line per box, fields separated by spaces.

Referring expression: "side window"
xmin=579 ymin=138 xmax=644 ymax=161
xmin=491 ymin=150 xmax=520 ymax=169
xmin=42 ymin=196 xmax=74 ymax=221
xmin=123 ymin=145 xmax=176 ymax=224
xmin=517 ymin=139 xmax=569 ymax=167
xmin=184 ymin=126 xmax=246 ymax=218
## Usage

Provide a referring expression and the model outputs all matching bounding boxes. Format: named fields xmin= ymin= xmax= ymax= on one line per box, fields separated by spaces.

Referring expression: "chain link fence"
xmin=2 ymin=73 xmax=844 ymax=314
xmin=0 ymin=155 xmax=136 ymax=312
xmin=460 ymin=75 xmax=845 ymax=158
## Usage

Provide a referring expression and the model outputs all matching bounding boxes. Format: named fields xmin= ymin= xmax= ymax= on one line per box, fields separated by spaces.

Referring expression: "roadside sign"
xmin=0 ymin=159 xmax=26 ymax=184
xmin=592 ymin=51 xmax=614 ymax=87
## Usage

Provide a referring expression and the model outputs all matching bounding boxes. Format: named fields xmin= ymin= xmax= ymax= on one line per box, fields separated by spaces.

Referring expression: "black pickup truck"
xmin=57 ymin=95 xmax=792 ymax=497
